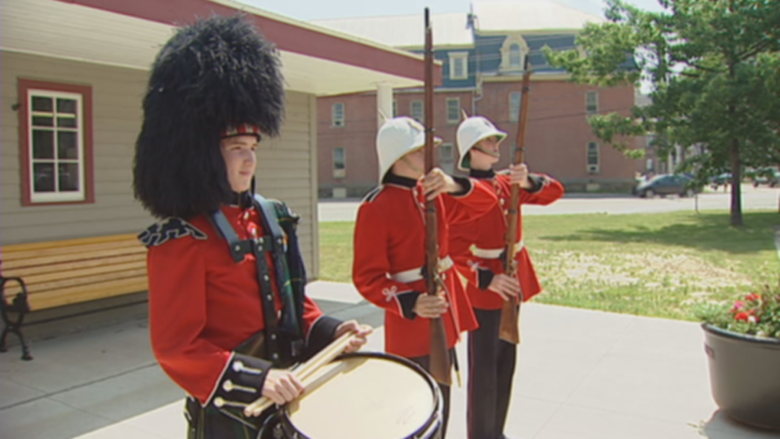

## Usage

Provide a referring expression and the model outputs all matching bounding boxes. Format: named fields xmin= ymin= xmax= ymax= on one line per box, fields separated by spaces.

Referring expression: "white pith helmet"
xmin=376 ymin=116 xmax=441 ymax=182
xmin=456 ymin=116 xmax=507 ymax=170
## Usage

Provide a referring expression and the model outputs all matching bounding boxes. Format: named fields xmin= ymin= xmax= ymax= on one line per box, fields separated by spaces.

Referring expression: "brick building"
xmin=315 ymin=1 xmax=643 ymax=198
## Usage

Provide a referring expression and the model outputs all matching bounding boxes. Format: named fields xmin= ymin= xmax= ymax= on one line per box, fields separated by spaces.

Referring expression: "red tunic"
xmin=352 ymin=176 xmax=497 ymax=358
xmin=450 ymin=172 xmax=565 ymax=310
xmin=145 ymin=205 xmax=327 ymax=405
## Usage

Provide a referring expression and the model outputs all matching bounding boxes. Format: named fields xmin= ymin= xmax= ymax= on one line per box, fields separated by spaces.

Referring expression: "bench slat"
xmin=3 ymin=261 xmax=147 ymax=292
xmin=3 ymin=268 xmax=148 ymax=296
xmin=29 ymin=277 xmax=149 ymax=310
xmin=2 ymin=239 xmax=143 ymax=262
xmin=3 ymin=246 xmax=147 ymax=271
xmin=4 ymin=254 xmax=147 ymax=279
xmin=2 ymin=233 xmax=140 ymax=253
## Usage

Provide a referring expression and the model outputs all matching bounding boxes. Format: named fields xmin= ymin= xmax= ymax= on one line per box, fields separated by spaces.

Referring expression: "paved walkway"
xmin=1 ymin=281 xmax=778 ymax=439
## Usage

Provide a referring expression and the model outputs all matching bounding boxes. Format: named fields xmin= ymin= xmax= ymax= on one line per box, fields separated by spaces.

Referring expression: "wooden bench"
xmin=0 ymin=234 xmax=148 ymax=359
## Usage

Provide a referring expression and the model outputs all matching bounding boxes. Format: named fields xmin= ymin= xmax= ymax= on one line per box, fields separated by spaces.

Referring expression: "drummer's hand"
xmin=335 ymin=320 xmax=373 ymax=353
xmin=260 ymin=369 xmax=304 ymax=406
xmin=413 ymin=293 xmax=448 ymax=318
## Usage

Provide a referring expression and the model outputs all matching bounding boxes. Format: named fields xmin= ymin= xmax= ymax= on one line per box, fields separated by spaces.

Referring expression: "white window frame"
xmin=333 ymin=147 xmax=346 ymax=178
xmin=446 ymin=98 xmax=461 ymax=124
xmin=586 ymin=91 xmax=599 ymax=116
xmin=332 ymin=103 xmax=345 ymax=127
xmin=449 ymin=52 xmax=469 ymax=80
xmin=410 ymin=100 xmax=424 ymax=121
xmin=509 ymin=92 xmax=521 ymax=122
xmin=27 ymin=89 xmax=86 ymax=203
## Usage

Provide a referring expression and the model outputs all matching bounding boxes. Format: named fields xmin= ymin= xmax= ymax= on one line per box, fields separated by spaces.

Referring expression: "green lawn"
xmin=318 ymin=211 xmax=780 ymax=321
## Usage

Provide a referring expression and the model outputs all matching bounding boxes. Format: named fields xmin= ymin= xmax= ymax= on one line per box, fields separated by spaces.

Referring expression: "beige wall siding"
xmin=1 ymin=51 xmax=320 ymax=278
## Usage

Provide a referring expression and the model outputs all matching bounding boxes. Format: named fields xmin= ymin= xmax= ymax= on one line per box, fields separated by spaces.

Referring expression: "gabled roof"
xmin=312 ymin=13 xmax=474 ymax=48
xmin=473 ymin=0 xmax=605 ymax=32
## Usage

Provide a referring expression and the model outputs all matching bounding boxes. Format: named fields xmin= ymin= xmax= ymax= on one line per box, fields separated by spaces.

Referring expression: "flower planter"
xmin=702 ymin=323 xmax=780 ymax=431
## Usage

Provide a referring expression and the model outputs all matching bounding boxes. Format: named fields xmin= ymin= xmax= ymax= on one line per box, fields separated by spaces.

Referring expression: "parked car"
xmin=708 ymin=172 xmax=732 ymax=188
xmin=635 ymin=174 xmax=700 ymax=198
xmin=750 ymin=167 xmax=780 ymax=187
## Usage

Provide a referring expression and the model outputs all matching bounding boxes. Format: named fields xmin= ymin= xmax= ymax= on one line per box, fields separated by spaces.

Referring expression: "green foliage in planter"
xmin=695 ymin=287 xmax=780 ymax=339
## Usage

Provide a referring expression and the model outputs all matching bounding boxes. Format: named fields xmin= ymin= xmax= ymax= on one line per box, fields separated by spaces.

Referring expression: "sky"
xmin=237 ymin=0 xmax=666 ymax=21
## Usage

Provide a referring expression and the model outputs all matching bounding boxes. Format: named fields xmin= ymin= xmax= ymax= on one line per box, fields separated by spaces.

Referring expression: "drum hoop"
xmin=279 ymin=351 xmax=443 ymax=439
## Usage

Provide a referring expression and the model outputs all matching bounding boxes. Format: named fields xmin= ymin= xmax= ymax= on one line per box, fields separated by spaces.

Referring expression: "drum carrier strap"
xmin=210 ymin=194 xmax=304 ymax=366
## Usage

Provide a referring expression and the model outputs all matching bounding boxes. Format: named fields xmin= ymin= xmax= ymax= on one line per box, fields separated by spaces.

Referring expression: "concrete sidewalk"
xmin=1 ymin=281 xmax=778 ymax=439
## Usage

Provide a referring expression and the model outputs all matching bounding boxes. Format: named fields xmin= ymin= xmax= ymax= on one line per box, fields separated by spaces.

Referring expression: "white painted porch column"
xmin=376 ymin=82 xmax=394 ymax=127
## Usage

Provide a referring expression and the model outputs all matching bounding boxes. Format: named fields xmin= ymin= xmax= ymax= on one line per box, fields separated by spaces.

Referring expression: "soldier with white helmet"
xmin=451 ymin=115 xmax=564 ymax=439
xmin=352 ymin=116 xmax=496 ymax=437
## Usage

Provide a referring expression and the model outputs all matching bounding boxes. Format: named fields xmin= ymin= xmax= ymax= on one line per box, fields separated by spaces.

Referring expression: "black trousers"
xmin=408 ymin=351 xmax=453 ymax=438
xmin=467 ymin=308 xmax=517 ymax=439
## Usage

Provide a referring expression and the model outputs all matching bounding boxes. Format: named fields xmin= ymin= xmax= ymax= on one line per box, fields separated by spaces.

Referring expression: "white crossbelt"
xmin=471 ymin=241 xmax=525 ymax=259
xmin=389 ymin=256 xmax=454 ymax=283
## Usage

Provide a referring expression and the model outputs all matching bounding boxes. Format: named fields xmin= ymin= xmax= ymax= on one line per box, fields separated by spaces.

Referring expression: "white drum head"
xmin=286 ymin=355 xmax=437 ymax=439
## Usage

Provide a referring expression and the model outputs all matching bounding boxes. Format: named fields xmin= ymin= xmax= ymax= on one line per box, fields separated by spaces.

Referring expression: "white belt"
xmin=390 ymin=256 xmax=454 ymax=283
xmin=471 ymin=241 xmax=525 ymax=259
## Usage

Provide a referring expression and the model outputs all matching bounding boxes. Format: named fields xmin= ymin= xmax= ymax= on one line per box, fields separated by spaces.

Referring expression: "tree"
xmin=544 ymin=0 xmax=780 ymax=226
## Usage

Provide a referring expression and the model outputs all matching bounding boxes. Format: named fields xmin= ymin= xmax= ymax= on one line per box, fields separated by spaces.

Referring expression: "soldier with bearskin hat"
xmin=351 ymin=116 xmax=497 ymax=437
xmin=133 ymin=15 xmax=370 ymax=438
xmin=450 ymin=115 xmax=564 ymax=439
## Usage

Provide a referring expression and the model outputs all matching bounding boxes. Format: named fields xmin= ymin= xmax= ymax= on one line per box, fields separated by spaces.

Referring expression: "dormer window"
xmin=500 ymin=34 xmax=529 ymax=73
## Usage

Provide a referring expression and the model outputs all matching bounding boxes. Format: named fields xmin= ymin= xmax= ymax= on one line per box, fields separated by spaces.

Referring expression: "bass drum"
xmin=278 ymin=352 xmax=443 ymax=439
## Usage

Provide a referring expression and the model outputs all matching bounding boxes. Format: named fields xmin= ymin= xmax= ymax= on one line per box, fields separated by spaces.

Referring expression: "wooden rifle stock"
xmin=423 ymin=8 xmax=451 ymax=386
xmin=498 ymin=57 xmax=532 ymax=344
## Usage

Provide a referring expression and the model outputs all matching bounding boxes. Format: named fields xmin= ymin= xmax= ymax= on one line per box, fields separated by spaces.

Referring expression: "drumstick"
xmin=243 ymin=331 xmax=356 ymax=416
xmin=294 ymin=331 xmax=355 ymax=379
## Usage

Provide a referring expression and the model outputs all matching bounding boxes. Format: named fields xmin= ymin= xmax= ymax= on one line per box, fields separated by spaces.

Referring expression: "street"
xmin=318 ymin=184 xmax=780 ymax=221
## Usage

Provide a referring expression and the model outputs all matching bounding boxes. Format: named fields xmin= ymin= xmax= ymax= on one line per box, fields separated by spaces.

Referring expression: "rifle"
xmin=498 ymin=57 xmax=532 ymax=344
xmin=423 ymin=7 xmax=451 ymax=386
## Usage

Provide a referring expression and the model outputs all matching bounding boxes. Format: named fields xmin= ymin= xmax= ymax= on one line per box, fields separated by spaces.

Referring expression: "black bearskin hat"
xmin=133 ymin=15 xmax=285 ymax=219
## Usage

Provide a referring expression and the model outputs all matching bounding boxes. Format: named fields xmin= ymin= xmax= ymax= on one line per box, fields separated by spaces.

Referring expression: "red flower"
xmin=734 ymin=312 xmax=751 ymax=322
xmin=731 ymin=300 xmax=746 ymax=312
xmin=745 ymin=293 xmax=761 ymax=302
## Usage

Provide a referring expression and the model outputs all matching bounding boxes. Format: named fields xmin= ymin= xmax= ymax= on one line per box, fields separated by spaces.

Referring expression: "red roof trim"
xmin=56 ymin=0 xmax=441 ymax=84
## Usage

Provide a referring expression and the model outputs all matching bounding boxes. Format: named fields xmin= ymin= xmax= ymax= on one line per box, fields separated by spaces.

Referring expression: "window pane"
xmin=32 ymin=96 xmax=53 ymax=112
xmin=392 ymin=100 xmax=398 ymax=117
xmin=57 ymin=98 xmax=77 ymax=114
xmin=454 ymin=58 xmax=464 ymax=78
xmin=58 ymin=131 xmax=79 ymax=159
xmin=57 ymin=116 xmax=77 ymax=128
xmin=509 ymin=92 xmax=521 ymax=121
xmin=33 ymin=130 xmax=55 ymax=159
xmin=509 ymin=44 xmax=521 ymax=66
xmin=586 ymin=91 xmax=598 ymax=114
xmin=440 ymin=144 xmax=453 ymax=160
xmin=58 ymin=163 xmax=80 ymax=192
xmin=411 ymin=101 xmax=424 ymax=121
xmin=587 ymin=142 xmax=599 ymax=165
xmin=32 ymin=116 xmax=54 ymax=127
xmin=333 ymin=148 xmax=345 ymax=170
xmin=447 ymin=99 xmax=460 ymax=122
xmin=33 ymin=163 xmax=56 ymax=192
